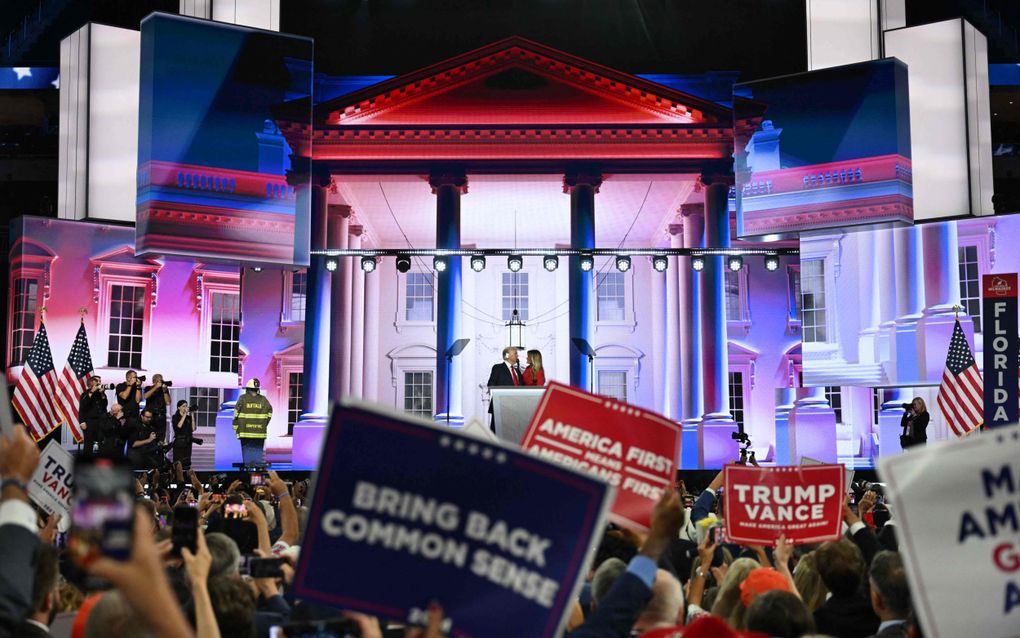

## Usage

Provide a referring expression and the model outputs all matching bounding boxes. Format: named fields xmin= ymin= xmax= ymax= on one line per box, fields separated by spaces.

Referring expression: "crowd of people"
xmin=0 ymin=409 xmax=922 ymax=638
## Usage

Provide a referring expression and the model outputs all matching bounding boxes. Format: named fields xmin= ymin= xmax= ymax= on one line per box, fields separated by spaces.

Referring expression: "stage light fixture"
xmin=764 ymin=255 xmax=780 ymax=271
xmin=325 ymin=258 xmax=338 ymax=272
xmin=691 ymin=256 xmax=705 ymax=271
xmin=727 ymin=255 xmax=744 ymax=272
xmin=433 ymin=256 xmax=448 ymax=273
xmin=615 ymin=255 xmax=631 ymax=272
xmin=395 ymin=254 xmax=411 ymax=273
xmin=543 ymin=255 xmax=559 ymax=271
xmin=252 ymin=267 xmax=262 ymax=272
xmin=652 ymin=255 xmax=668 ymax=272
xmin=361 ymin=256 xmax=377 ymax=273
xmin=579 ymin=253 xmax=594 ymax=272
xmin=507 ymin=255 xmax=523 ymax=272
xmin=470 ymin=255 xmax=486 ymax=272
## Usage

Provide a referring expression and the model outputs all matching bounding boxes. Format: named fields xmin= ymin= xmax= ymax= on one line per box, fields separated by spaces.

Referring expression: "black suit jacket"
xmin=13 ymin=621 xmax=49 ymax=638
xmin=0 ymin=524 xmax=42 ymax=638
xmin=814 ymin=593 xmax=880 ymax=638
xmin=487 ymin=362 xmax=521 ymax=414
xmin=867 ymin=622 xmax=908 ymax=638
xmin=487 ymin=362 xmax=521 ymax=388
xmin=568 ymin=571 xmax=652 ymax=638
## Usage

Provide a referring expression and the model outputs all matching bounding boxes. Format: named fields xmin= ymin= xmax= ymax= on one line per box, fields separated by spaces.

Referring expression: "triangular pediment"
xmin=90 ymin=246 xmax=162 ymax=270
xmin=316 ymin=36 xmax=730 ymax=127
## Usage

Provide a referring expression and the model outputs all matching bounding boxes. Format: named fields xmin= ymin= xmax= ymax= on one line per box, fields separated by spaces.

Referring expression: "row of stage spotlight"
xmin=323 ymin=253 xmax=783 ymax=274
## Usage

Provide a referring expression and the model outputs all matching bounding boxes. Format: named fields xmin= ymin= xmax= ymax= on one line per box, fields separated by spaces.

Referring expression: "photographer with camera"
xmin=172 ymin=401 xmax=197 ymax=470
xmin=143 ymin=374 xmax=172 ymax=444
xmin=127 ymin=408 xmax=163 ymax=471
xmin=78 ymin=375 xmax=109 ymax=457
xmin=116 ymin=370 xmax=144 ymax=419
xmin=898 ymin=398 xmax=929 ymax=449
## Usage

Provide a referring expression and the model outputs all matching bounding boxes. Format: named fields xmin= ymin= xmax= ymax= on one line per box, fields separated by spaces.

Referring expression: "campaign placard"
xmin=723 ymin=464 xmax=844 ymax=545
xmin=519 ymin=381 xmax=681 ymax=531
xmin=291 ymin=401 xmax=614 ymax=638
xmin=878 ymin=424 xmax=1020 ymax=638
xmin=28 ymin=441 xmax=73 ymax=532
xmin=982 ymin=274 xmax=1018 ymax=428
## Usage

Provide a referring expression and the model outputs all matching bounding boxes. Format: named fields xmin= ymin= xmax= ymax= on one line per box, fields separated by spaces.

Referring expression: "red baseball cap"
xmin=739 ymin=567 xmax=794 ymax=607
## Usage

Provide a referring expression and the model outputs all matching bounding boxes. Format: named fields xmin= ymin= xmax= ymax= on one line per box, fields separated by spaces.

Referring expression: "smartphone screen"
xmin=225 ymin=503 xmax=247 ymax=518
xmin=248 ymin=557 xmax=285 ymax=578
xmin=172 ymin=506 xmax=198 ymax=556
xmin=712 ymin=526 xmax=725 ymax=545
xmin=250 ymin=473 xmax=267 ymax=487
xmin=69 ymin=459 xmax=135 ymax=566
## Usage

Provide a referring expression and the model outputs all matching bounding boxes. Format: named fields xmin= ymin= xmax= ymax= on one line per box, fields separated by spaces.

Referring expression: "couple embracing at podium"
xmin=487 ymin=346 xmax=545 ymax=431
xmin=487 ymin=346 xmax=545 ymax=388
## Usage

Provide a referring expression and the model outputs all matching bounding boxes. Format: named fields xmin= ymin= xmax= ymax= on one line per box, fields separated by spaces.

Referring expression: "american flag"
xmin=11 ymin=322 xmax=63 ymax=441
xmin=55 ymin=322 xmax=95 ymax=443
xmin=936 ymin=318 xmax=983 ymax=437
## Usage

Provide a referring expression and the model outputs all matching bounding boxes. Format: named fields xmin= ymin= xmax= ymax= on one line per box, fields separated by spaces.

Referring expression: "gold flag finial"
xmin=953 ymin=304 xmax=961 ymax=320
xmin=78 ymin=307 xmax=87 ymax=323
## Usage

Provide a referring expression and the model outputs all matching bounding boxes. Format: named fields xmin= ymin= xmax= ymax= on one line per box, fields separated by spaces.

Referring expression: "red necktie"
xmin=511 ymin=367 xmax=519 ymax=386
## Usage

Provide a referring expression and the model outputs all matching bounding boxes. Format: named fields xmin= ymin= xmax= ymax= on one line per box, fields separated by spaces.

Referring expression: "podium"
xmin=490 ymin=387 xmax=545 ymax=444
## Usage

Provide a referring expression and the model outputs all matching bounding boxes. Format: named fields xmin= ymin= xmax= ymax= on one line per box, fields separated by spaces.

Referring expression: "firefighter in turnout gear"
xmin=234 ymin=378 xmax=272 ymax=466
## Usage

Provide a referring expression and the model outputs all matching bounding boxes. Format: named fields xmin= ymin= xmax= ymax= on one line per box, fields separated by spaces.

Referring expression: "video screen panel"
xmin=734 ymin=58 xmax=912 ymax=240
xmin=135 ymin=13 xmax=312 ymax=266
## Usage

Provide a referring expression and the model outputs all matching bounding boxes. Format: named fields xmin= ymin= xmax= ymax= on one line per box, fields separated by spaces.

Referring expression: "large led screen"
xmin=135 ymin=13 xmax=312 ymax=266
xmin=734 ymin=58 xmax=912 ymax=239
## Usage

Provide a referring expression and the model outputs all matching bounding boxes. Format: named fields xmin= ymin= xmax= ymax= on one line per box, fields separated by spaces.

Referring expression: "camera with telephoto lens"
xmin=900 ymin=403 xmax=912 ymax=410
xmin=162 ymin=380 xmax=173 ymax=387
xmin=98 ymin=383 xmax=117 ymax=391
xmin=731 ymin=431 xmax=755 ymax=464
xmin=136 ymin=375 xmax=147 ymax=382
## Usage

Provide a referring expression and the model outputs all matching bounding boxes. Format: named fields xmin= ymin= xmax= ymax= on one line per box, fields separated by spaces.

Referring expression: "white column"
xmin=875 ymin=227 xmax=897 ymax=363
xmin=327 ymin=204 xmax=351 ymax=402
xmin=349 ymin=226 xmax=366 ymax=397
xmin=363 ymin=254 xmax=380 ymax=402
xmin=918 ymin=222 xmax=972 ymax=381
xmin=857 ymin=233 xmax=881 ymax=363
xmin=339 ymin=219 xmax=355 ymax=397
xmin=890 ymin=225 xmax=924 ymax=384
xmin=663 ymin=224 xmax=682 ymax=420
xmin=678 ymin=204 xmax=704 ymax=469
xmin=650 ymin=245 xmax=667 ymax=417
xmin=788 ymin=386 xmax=838 ymax=463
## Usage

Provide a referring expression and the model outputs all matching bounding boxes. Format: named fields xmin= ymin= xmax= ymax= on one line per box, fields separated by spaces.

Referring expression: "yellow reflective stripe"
xmin=235 ymin=413 xmax=271 ymax=419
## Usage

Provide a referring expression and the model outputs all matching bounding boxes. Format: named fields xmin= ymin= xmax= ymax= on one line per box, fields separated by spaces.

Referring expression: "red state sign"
xmin=724 ymin=464 xmax=845 ymax=545
xmin=520 ymin=382 xmax=681 ymax=531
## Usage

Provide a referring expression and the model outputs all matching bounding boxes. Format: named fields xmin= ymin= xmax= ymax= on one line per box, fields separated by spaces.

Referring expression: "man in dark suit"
xmin=865 ymin=551 xmax=910 ymax=638
xmin=486 ymin=346 xmax=522 ymax=432
xmin=813 ymin=538 xmax=880 ymax=638
xmin=78 ymin=375 xmax=108 ymax=457
xmin=16 ymin=546 xmax=59 ymax=637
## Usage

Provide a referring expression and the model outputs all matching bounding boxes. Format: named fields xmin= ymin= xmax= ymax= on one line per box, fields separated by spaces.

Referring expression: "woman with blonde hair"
xmin=900 ymin=396 xmax=929 ymax=448
xmin=710 ymin=557 xmax=760 ymax=627
xmin=793 ymin=551 xmax=829 ymax=612
xmin=522 ymin=349 xmax=546 ymax=386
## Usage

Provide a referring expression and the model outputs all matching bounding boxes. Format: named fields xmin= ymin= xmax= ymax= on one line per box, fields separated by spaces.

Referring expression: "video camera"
xmin=731 ymin=430 xmax=756 ymax=465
